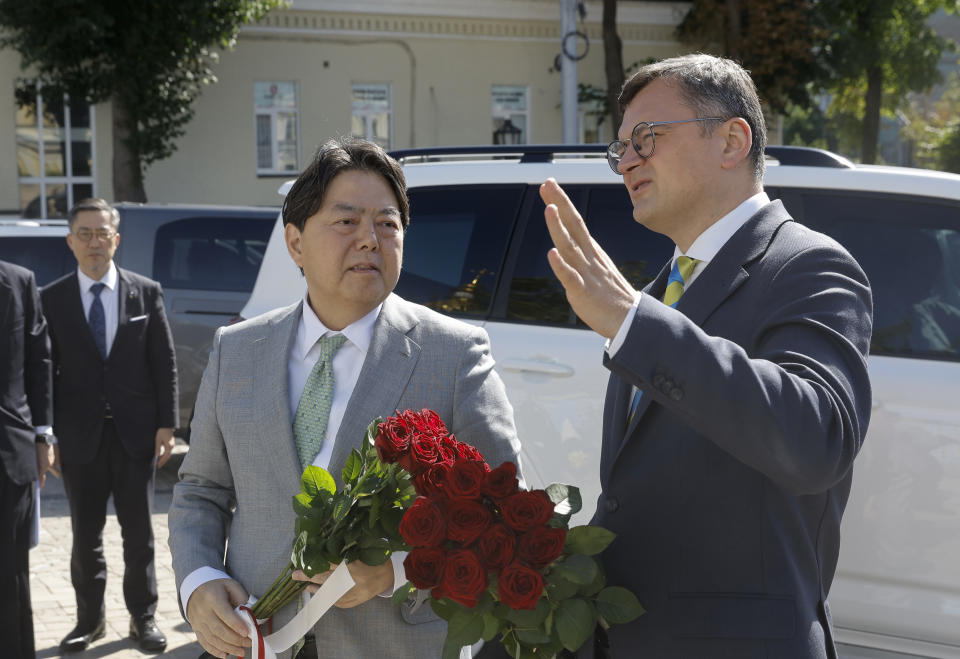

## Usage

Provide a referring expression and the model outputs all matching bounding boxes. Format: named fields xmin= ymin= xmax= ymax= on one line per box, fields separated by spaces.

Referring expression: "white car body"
xmin=242 ymin=147 xmax=960 ymax=659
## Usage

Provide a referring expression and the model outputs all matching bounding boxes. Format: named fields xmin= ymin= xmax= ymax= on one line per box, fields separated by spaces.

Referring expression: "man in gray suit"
xmin=168 ymin=138 xmax=521 ymax=659
xmin=541 ymin=55 xmax=872 ymax=657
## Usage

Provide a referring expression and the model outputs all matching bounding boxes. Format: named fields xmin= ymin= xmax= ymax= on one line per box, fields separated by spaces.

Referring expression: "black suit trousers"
xmin=61 ymin=419 xmax=157 ymax=625
xmin=0 ymin=465 xmax=35 ymax=658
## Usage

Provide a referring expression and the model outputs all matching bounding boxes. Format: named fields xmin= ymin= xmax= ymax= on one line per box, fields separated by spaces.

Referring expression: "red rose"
xmin=399 ymin=435 xmax=439 ymax=476
xmin=404 ymin=546 xmax=447 ymax=589
xmin=420 ymin=409 xmax=449 ymax=437
xmin=433 ymin=549 xmax=488 ymax=608
xmin=446 ymin=460 xmax=487 ymax=499
xmin=374 ymin=415 xmax=412 ymax=464
xmin=455 ymin=441 xmax=487 ymax=465
xmin=399 ymin=497 xmax=447 ymax=547
xmin=474 ymin=523 xmax=516 ymax=570
xmin=437 ymin=436 xmax=458 ymax=468
xmin=516 ymin=526 xmax=566 ymax=569
xmin=499 ymin=490 xmax=554 ymax=532
xmin=446 ymin=498 xmax=493 ymax=544
xmin=401 ymin=409 xmax=431 ymax=434
xmin=497 ymin=562 xmax=545 ymax=610
xmin=483 ymin=462 xmax=520 ymax=499
xmin=413 ymin=462 xmax=450 ymax=498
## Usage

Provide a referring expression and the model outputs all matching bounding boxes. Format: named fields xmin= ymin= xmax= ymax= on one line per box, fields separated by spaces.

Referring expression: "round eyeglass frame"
xmin=606 ymin=117 xmax=726 ymax=174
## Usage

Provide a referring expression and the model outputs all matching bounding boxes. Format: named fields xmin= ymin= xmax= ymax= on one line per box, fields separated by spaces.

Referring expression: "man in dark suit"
xmin=41 ymin=198 xmax=178 ymax=654
xmin=541 ymin=55 xmax=872 ymax=658
xmin=0 ymin=259 xmax=54 ymax=658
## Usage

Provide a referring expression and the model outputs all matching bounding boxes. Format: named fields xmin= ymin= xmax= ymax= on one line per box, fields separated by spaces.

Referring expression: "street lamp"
xmin=493 ymin=118 xmax=523 ymax=145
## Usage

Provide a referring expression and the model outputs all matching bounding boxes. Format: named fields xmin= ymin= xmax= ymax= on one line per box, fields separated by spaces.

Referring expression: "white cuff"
xmin=606 ymin=292 xmax=643 ymax=358
xmin=378 ymin=551 xmax=409 ymax=598
xmin=181 ymin=566 xmax=232 ymax=623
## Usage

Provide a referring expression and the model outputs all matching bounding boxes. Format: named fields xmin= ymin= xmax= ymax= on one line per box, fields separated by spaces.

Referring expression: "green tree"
xmin=676 ymin=0 xmax=826 ymax=113
xmin=0 ymin=0 xmax=285 ymax=202
xmin=901 ymin=70 xmax=960 ymax=173
xmin=818 ymin=0 xmax=956 ymax=163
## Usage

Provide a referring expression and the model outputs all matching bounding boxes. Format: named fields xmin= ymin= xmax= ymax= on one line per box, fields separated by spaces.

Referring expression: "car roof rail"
xmin=764 ymin=146 xmax=854 ymax=169
xmin=390 ymin=144 xmax=607 ymax=164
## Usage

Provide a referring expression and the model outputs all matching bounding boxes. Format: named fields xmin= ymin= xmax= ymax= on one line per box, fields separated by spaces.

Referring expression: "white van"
xmin=242 ymin=145 xmax=960 ymax=659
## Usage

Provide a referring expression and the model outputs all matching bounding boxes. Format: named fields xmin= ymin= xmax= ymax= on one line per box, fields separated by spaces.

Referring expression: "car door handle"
xmin=500 ymin=359 xmax=575 ymax=377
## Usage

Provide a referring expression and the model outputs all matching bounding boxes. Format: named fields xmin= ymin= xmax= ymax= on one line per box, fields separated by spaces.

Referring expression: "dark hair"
xmin=68 ymin=197 xmax=120 ymax=230
xmin=619 ymin=53 xmax=767 ymax=180
xmin=282 ymin=137 xmax=409 ymax=232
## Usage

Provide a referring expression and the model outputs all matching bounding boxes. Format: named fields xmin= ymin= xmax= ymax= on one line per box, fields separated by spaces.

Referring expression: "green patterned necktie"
xmin=293 ymin=333 xmax=348 ymax=470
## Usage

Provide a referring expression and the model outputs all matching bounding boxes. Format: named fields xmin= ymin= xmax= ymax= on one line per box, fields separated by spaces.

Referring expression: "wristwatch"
xmin=35 ymin=433 xmax=57 ymax=446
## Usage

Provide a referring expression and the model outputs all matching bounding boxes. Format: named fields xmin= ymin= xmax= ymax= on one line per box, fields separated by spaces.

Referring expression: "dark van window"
xmin=397 ymin=185 xmax=521 ymax=317
xmin=0 ymin=236 xmax=74 ymax=286
xmin=153 ymin=217 xmax=272 ymax=292
xmin=794 ymin=191 xmax=960 ymax=359
xmin=506 ymin=184 xmax=673 ymax=325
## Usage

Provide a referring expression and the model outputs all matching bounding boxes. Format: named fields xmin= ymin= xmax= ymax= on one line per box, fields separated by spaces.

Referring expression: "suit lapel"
xmin=110 ymin=269 xmax=136 ymax=360
xmin=328 ymin=295 xmax=420 ymax=487
xmin=254 ymin=302 xmax=303 ymax=488
xmin=621 ymin=202 xmax=793 ymax=440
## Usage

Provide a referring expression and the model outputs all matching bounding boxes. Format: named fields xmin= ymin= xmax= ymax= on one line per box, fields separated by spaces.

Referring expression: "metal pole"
xmin=561 ymin=0 xmax=578 ymax=144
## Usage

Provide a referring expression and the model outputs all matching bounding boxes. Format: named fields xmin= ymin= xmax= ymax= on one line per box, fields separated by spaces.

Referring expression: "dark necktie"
xmin=88 ymin=282 xmax=107 ymax=359
xmin=626 ymin=256 xmax=702 ymax=424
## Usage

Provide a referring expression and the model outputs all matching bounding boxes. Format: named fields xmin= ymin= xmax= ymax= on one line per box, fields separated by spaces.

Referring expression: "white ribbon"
xmin=236 ymin=562 xmax=356 ymax=659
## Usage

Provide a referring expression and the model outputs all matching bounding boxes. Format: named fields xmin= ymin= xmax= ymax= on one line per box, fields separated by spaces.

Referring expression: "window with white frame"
xmin=351 ymin=83 xmax=392 ymax=149
xmin=15 ymin=81 xmax=96 ymax=219
xmin=254 ymin=81 xmax=299 ymax=175
xmin=492 ymin=85 xmax=528 ymax=145
xmin=579 ymin=101 xmax=608 ymax=144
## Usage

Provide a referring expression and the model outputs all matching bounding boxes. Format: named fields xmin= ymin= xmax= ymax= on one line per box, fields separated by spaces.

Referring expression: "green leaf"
xmin=391 ymin=581 xmax=415 ymax=606
xmin=552 ymin=554 xmax=598 ymax=585
xmin=481 ymin=612 xmax=500 ymax=641
xmin=576 ymin=557 xmax=606 ymax=597
xmin=546 ymin=483 xmax=582 ymax=517
xmin=430 ymin=596 xmax=459 ymax=621
xmin=369 ymin=494 xmax=381 ymax=529
xmin=364 ymin=417 xmax=382 ymax=451
xmin=342 ymin=450 xmax=364 ymax=485
xmin=498 ymin=598 xmax=551 ymax=627
xmin=564 ymin=525 xmax=616 ymax=556
xmin=556 ymin=598 xmax=595 ymax=651
xmin=515 ymin=627 xmax=551 ymax=645
xmin=442 ymin=608 xmax=484 ymax=659
xmin=359 ymin=546 xmax=390 ymax=565
xmin=594 ymin=586 xmax=646 ymax=624
xmin=300 ymin=465 xmax=336 ymax=499
xmin=546 ymin=572 xmax=579 ymax=601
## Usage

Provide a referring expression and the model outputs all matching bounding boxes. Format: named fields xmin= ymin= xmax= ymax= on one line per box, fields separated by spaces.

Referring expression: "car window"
xmin=794 ymin=191 xmax=960 ymax=360
xmin=0 ymin=236 xmax=74 ymax=286
xmin=396 ymin=185 xmax=522 ymax=317
xmin=153 ymin=217 xmax=272 ymax=292
xmin=505 ymin=184 xmax=674 ymax=326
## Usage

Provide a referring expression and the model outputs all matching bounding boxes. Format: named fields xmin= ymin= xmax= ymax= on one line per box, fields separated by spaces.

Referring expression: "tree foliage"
xmin=901 ymin=70 xmax=960 ymax=173
xmin=0 ymin=0 xmax=285 ymax=201
xmin=817 ymin=0 xmax=956 ymax=163
xmin=676 ymin=0 xmax=826 ymax=113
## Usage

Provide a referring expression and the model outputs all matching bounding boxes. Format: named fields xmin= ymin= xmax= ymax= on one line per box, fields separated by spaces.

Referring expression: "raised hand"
xmin=540 ymin=178 xmax=637 ymax=339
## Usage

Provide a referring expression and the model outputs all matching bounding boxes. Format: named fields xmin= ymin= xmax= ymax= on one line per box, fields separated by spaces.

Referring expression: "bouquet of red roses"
xmin=380 ymin=415 xmax=645 ymax=659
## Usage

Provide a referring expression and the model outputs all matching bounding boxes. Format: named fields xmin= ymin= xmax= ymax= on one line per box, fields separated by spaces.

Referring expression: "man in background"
xmin=0 ymin=259 xmax=54 ymax=658
xmin=42 ymin=198 xmax=178 ymax=654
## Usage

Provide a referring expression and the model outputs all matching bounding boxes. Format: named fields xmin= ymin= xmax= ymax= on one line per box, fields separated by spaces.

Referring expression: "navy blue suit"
xmin=592 ymin=202 xmax=872 ymax=658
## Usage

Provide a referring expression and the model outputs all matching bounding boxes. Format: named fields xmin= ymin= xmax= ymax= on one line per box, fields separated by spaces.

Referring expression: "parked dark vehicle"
xmin=0 ymin=204 xmax=279 ymax=436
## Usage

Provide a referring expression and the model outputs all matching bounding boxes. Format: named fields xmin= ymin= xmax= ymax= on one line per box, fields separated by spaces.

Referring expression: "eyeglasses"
xmin=73 ymin=228 xmax=116 ymax=242
xmin=606 ymin=118 xmax=726 ymax=174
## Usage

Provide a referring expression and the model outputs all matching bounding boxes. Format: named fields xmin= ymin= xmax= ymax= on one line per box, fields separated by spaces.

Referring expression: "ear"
xmin=66 ymin=233 xmax=74 ymax=250
xmin=719 ymin=117 xmax=752 ymax=171
xmin=285 ymin=222 xmax=304 ymax=268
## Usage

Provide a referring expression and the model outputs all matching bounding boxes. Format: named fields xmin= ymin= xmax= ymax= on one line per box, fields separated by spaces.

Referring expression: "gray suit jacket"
xmin=168 ymin=293 xmax=521 ymax=658
xmin=592 ymin=201 xmax=872 ymax=659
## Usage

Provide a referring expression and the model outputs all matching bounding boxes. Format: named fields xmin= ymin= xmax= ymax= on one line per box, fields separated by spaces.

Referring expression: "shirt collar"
xmin=77 ymin=261 xmax=118 ymax=293
xmin=296 ymin=294 xmax=381 ymax=361
xmin=672 ymin=191 xmax=770 ymax=265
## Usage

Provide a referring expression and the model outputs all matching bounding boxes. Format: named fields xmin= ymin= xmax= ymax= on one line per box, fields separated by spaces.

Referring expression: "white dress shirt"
xmin=180 ymin=296 xmax=408 ymax=618
xmin=608 ymin=191 xmax=770 ymax=356
xmin=76 ymin=261 xmax=119 ymax=356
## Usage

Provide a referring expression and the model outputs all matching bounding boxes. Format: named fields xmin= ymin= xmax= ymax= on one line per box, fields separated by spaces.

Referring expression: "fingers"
xmin=187 ymin=580 xmax=252 ymax=658
xmin=540 ymin=178 xmax=596 ymax=258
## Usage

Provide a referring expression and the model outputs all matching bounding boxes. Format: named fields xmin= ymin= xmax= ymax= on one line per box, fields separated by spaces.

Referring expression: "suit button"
xmin=652 ymin=374 xmax=665 ymax=387
xmin=670 ymin=387 xmax=683 ymax=401
xmin=605 ymin=497 xmax=620 ymax=513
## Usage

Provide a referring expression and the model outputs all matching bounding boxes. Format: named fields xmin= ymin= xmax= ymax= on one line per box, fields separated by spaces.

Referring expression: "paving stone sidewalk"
xmin=29 ymin=443 xmax=204 ymax=658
